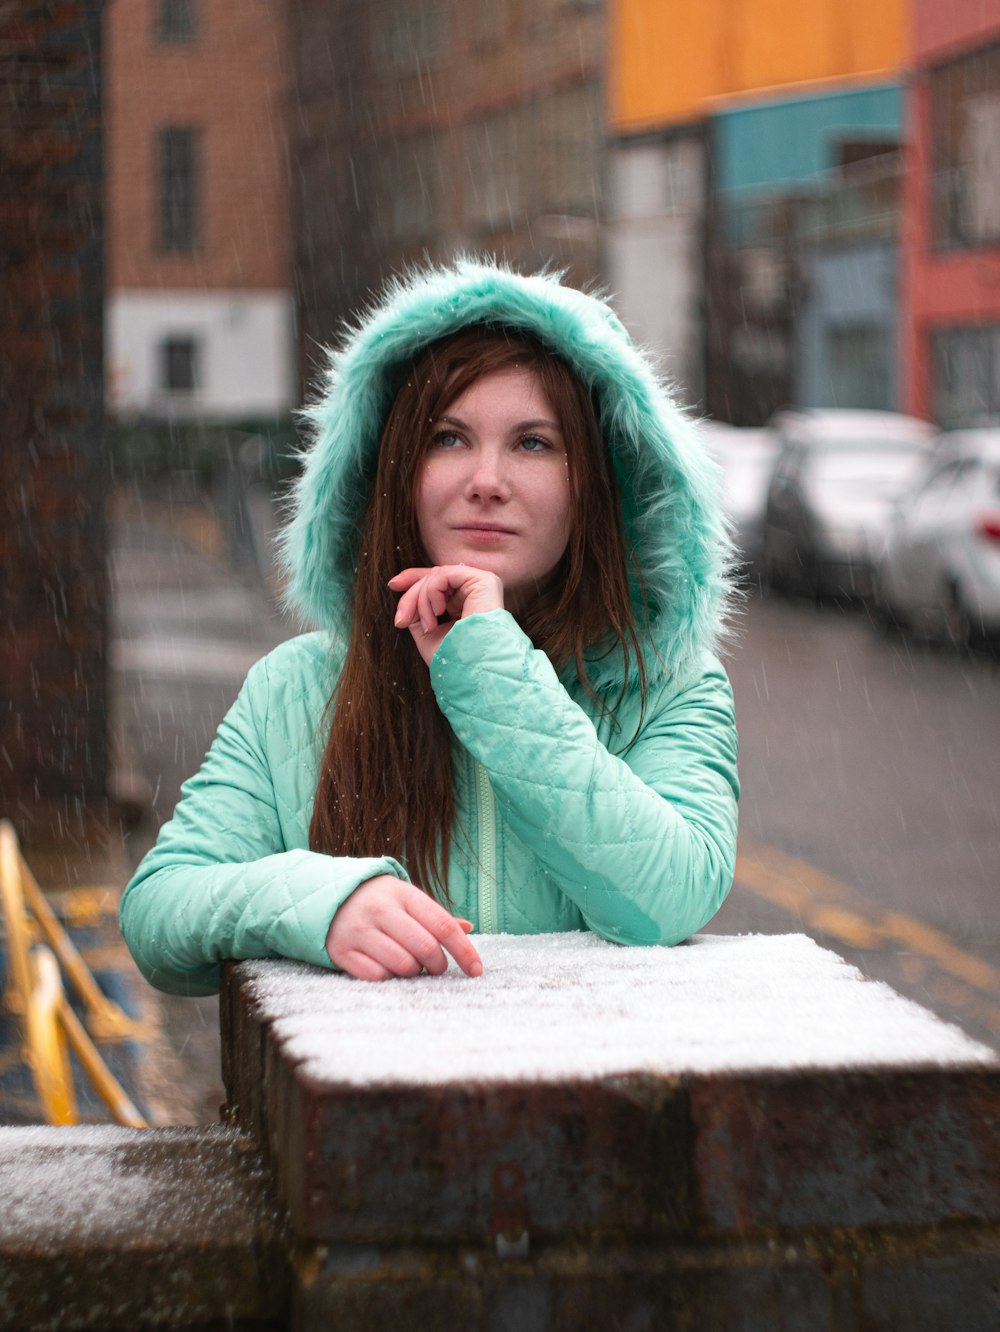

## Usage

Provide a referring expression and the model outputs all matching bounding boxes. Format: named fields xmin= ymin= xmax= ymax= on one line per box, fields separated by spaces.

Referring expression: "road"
xmin=706 ymin=587 xmax=1000 ymax=1051
xmin=111 ymin=487 xmax=1000 ymax=1121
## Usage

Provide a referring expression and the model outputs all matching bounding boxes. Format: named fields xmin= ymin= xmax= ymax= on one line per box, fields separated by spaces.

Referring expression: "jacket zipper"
xmin=475 ymin=760 xmax=498 ymax=933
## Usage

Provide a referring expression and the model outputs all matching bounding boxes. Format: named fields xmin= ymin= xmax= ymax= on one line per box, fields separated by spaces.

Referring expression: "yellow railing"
xmin=0 ymin=819 xmax=148 ymax=1127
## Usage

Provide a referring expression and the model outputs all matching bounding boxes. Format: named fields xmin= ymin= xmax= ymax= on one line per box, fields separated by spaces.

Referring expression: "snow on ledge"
xmin=239 ymin=933 xmax=997 ymax=1089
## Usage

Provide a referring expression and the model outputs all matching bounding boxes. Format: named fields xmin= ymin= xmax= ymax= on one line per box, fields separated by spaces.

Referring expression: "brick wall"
xmin=106 ymin=0 xmax=290 ymax=293
xmin=291 ymin=0 xmax=605 ymax=396
xmin=0 ymin=1 xmax=108 ymax=823
xmin=218 ymin=952 xmax=1000 ymax=1330
xmin=290 ymin=0 xmax=377 ymax=391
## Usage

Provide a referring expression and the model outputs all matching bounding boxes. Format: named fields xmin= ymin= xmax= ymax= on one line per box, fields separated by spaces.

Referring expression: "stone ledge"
xmin=288 ymin=1227 xmax=1000 ymax=1331
xmin=0 ymin=1126 xmax=289 ymax=1331
xmin=222 ymin=934 xmax=998 ymax=1247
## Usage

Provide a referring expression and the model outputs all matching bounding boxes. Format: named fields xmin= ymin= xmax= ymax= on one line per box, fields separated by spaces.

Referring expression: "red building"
xmin=903 ymin=4 xmax=1000 ymax=425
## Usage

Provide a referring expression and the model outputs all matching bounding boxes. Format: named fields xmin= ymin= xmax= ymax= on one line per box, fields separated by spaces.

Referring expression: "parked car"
xmin=699 ymin=421 xmax=778 ymax=573
xmin=761 ymin=410 xmax=936 ymax=598
xmin=873 ymin=429 xmax=1000 ymax=647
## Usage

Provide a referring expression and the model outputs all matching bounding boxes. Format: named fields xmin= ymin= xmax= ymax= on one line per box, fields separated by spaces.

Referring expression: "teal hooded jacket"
xmin=119 ymin=261 xmax=740 ymax=996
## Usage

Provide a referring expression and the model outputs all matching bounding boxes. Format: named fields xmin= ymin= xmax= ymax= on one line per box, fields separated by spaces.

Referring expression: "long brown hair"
xmin=309 ymin=325 xmax=647 ymax=899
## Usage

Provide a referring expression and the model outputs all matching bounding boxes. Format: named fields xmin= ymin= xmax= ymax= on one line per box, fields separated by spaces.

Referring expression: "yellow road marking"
xmin=736 ymin=841 xmax=1000 ymax=1000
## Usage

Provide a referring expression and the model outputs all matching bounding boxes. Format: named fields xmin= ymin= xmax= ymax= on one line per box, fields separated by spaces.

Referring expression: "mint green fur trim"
xmin=279 ymin=258 xmax=735 ymax=683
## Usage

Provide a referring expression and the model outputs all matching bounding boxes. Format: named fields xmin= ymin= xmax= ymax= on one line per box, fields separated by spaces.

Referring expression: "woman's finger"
xmin=393 ymin=576 xmax=436 ymax=630
xmin=361 ymin=932 xmax=426 ymax=979
xmin=392 ymin=583 xmax=419 ymax=629
xmin=382 ymin=913 xmax=456 ymax=976
xmin=388 ymin=567 xmax=433 ymax=592
xmin=417 ymin=580 xmax=445 ymax=633
xmin=339 ymin=949 xmax=394 ymax=983
xmin=391 ymin=565 xmax=504 ymax=631
xmin=406 ymin=893 xmax=483 ymax=977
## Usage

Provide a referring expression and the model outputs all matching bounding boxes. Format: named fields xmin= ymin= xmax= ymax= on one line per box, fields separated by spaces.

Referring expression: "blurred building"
xmin=1 ymin=2 xmax=108 ymax=824
xmin=706 ymin=87 xmax=903 ymax=423
xmin=290 ymin=0 xmax=604 ymax=393
xmin=105 ymin=0 xmax=294 ymax=425
xmin=903 ymin=5 xmax=1000 ymax=427
xmin=608 ymin=0 xmax=908 ymax=421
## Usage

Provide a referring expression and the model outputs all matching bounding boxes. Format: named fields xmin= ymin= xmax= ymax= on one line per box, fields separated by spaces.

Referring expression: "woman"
xmin=120 ymin=260 xmax=739 ymax=995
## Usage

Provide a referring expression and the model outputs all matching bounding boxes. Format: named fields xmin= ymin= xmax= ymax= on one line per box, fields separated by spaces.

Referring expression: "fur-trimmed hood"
xmin=280 ymin=259 xmax=733 ymax=683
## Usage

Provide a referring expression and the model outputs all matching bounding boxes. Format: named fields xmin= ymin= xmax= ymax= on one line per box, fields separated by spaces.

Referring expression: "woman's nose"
xmin=465 ymin=447 xmax=510 ymax=500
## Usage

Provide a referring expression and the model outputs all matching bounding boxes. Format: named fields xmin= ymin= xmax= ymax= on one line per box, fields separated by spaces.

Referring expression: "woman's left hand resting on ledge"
xmin=326 ymin=874 xmax=483 ymax=981
xmin=389 ymin=565 xmax=504 ymax=666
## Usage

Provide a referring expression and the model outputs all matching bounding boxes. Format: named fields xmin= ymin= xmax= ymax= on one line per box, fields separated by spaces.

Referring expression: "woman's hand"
xmin=326 ymin=873 xmax=483 ymax=981
xmin=389 ymin=564 xmax=504 ymax=665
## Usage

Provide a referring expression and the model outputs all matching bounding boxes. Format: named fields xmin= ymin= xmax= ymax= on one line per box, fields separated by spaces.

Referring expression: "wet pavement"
xmin=109 ymin=479 xmax=299 ymax=1123
xmin=706 ymin=589 xmax=1000 ymax=1052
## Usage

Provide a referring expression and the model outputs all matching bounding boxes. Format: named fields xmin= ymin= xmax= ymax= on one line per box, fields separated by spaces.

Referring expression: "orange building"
xmin=610 ymin=0 xmax=907 ymax=129
xmin=105 ymin=0 xmax=294 ymax=422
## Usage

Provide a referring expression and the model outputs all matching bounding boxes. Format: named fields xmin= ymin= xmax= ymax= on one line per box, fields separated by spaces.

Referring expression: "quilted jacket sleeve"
xmin=119 ymin=651 xmax=410 ymax=996
xmin=430 ymin=609 xmax=739 ymax=946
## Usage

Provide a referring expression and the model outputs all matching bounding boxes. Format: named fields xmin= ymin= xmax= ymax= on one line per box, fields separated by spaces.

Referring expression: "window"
xmin=371 ymin=0 xmax=445 ymax=71
xmin=930 ymin=41 xmax=1000 ymax=249
xmin=541 ymin=81 xmax=602 ymax=216
xmin=464 ymin=111 xmax=528 ymax=234
xmin=932 ymin=325 xmax=1000 ymax=428
xmin=470 ymin=0 xmax=512 ymax=48
xmin=158 ymin=126 xmax=199 ymax=252
xmin=825 ymin=325 xmax=890 ymax=411
xmin=161 ymin=336 xmax=198 ymax=393
xmin=374 ymin=135 xmax=444 ymax=244
xmin=156 ymin=0 xmax=197 ymax=43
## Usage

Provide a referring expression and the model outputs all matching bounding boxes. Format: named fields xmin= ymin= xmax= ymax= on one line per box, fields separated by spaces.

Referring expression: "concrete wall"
xmin=107 ymin=290 xmax=295 ymax=421
xmin=605 ymin=133 xmax=706 ymax=406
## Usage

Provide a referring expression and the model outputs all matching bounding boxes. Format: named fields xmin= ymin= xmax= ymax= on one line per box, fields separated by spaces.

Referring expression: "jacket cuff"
xmin=264 ymin=852 xmax=411 ymax=971
xmin=429 ymin=609 xmax=526 ymax=692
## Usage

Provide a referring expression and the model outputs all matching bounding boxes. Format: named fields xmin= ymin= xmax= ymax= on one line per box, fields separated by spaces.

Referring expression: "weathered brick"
xmin=0 ymin=0 xmax=107 ymax=819
xmin=222 ymin=961 xmax=697 ymax=1246
xmin=692 ymin=1069 xmax=1000 ymax=1234
xmin=859 ymin=1241 xmax=1000 ymax=1331
xmin=0 ymin=1126 xmax=289 ymax=1331
xmin=291 ymin=1237 xmax=843 ymax=1332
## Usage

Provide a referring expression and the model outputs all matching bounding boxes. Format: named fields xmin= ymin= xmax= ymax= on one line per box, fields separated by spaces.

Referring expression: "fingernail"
xmin=469 ymin=960 xmax=483 ymax=978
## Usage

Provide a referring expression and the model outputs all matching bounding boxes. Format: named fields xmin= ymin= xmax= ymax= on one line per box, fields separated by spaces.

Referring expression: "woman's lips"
xmin=454 ymin=525 xmax=516 ymax=543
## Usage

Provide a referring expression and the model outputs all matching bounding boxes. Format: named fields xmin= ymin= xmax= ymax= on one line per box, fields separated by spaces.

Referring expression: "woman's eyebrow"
xmin=436 ymin=413 xmax=562 ymax=432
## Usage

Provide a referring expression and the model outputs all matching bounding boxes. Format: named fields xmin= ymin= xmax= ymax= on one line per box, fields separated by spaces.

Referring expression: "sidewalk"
xmin=108 ymin=478 xmax=298 ymax=1123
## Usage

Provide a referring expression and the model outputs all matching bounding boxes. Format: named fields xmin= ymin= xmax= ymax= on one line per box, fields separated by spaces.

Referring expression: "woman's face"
xmin=415 ymin=366 xmax=572 ymax=614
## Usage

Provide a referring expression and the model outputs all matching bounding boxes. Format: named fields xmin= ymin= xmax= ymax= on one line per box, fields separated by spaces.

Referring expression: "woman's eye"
xmin=431 ymin=430 xmax=462 ymax=449
xmin=519 ymin=434 xmax=551 ymax=453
